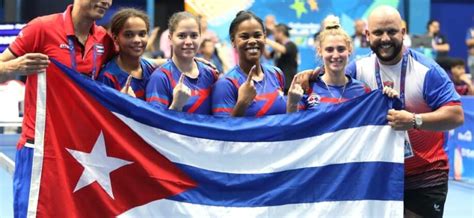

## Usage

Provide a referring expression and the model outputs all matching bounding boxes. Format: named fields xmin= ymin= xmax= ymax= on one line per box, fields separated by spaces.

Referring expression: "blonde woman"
xmin=287 ymin=16 xmax=372 ymax=112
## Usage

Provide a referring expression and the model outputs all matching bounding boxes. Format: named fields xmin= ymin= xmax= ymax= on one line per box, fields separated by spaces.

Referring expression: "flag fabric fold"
xmin=20 ymin=59 xmax=404 ymax=217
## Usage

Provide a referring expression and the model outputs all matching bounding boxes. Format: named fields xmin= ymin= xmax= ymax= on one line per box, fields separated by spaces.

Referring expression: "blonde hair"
xmin=321 ymin=15 xmax=340 ymax=29
xmin=317 ymin=15 xmax=353 ymax=54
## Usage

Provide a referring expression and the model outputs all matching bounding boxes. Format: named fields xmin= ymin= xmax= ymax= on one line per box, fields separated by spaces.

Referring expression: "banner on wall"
xmin=185 ymin=0 xmax=400 ymax=71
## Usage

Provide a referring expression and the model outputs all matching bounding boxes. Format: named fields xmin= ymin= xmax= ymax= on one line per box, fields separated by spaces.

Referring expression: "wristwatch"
xmin=413 ymin=114 xmax=423 ymax=129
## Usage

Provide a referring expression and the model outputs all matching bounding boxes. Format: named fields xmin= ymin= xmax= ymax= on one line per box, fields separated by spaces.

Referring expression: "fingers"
xmin=24 ymin=53 xmax=49 ymax=61
xmin=175 ymin=73 xmax=191 ymax=96
xmin=388 ymin=109 xmax=395 ymax=114
xmin=293 ymin=83 xmax=303 ymax=95
xmin=128 ymin=88 xmax=136 ymax=98
xmin=246 ymin=65 xmax=257 ymax=83
xmin=178 ymin=73 xmax=185 ymax=85
xmin=120 ymin=75 xmax=133 ymax=94
xmin=22 ymin=64 xmax=49 ymax=72
xmin=24 ymin=54 xmax=50 ymax=65
xmin=383 ymin=86 xmax=399 ymax=98
xmin=386 ymin=109 xmax=395 ymax=120
xmin=17 ymin=53 xmax=50 ymax=73
xmin=124 ymin=74 xmax=133 ymax=90
xmin=392 ymin=91 xmax=399 ymax=98
xmin=386 ymin=109 xmax=413 ymax=130
xmin=295 ymin=67 xmax=320 ymax=92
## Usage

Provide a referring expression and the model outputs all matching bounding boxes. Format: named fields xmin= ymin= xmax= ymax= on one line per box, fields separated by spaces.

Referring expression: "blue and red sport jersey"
xmin=146 ymin=60 xmax=218 ymax=114
xmin=212 ymin=64 xmax=286 ymax=117
xmin=97 ymin=57 xmax=155 ymax=100
xmin=301 ymin=75 xmax=371 ymax=110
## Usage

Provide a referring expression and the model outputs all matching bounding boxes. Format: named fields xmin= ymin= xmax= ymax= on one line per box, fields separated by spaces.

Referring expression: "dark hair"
xmin=110 ymin=8 xmax=150 ymax=36
xmin=229 ymin=10 xmax=265 ymax=41
xmin=168 ymin=11 xmax=201 ymax=35
xmin=275 ymin=23 xmax=291 ymax=37
xmin=450 ymin=58 xmax=465 ymax=68
xmin=427 ymin=19 xmax=438 ymax=30
xmin=325 ymin=24 xmax=340 ymax=30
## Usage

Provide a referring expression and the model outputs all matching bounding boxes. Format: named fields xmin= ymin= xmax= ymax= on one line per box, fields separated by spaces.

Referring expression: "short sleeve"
xmin=423 ymin=66 xmax=461 ymax=110
xmin=272 ymin=66 xmax=286 ymax=90
xmin=146 ymin=70 xmax=173 ymax=109
xmin=9 ymin=17 xmax=44 ymax=56
xmin=345 ymin=60 xmax=357 ymax=79
xmin=211 ymin=78 xmax=238 ymax=116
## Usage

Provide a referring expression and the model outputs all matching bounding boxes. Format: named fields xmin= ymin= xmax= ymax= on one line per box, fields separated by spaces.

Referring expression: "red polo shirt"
xmin=9 ymin=5 xmax=115 ymax=148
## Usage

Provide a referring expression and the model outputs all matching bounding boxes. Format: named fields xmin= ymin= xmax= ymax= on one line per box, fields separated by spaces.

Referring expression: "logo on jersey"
xmin=59 ymin=44 xmax=70 ymax=49
xmin=95 ymin=44 xmax=105 ymax=55
xmin=307 ymin=93 xmax=321 ymax=107
xmin=383 ymin=81 xmax=394 ymax=88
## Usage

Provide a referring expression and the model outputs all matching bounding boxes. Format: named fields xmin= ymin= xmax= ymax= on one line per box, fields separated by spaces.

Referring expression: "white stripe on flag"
xmin=28 ymin=72 xmax=47 ymax=217
xmin=115 ymin=113 xmax=404 ymax=174
xmin=118 ymin=199 xmax=403 ymax=218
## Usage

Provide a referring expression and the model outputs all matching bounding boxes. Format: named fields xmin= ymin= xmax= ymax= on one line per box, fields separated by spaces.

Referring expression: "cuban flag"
xmin=20 ymin=59 xmax=404 ymax=217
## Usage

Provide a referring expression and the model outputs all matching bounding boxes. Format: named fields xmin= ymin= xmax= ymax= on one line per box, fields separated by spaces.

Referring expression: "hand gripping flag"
xmin=18 ymin=59 xmax=404 ymax=217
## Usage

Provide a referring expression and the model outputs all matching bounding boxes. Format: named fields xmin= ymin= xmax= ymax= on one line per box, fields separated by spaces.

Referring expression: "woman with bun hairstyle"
xmin=286 ymin=15 xmax=376 ymax=112
xmin=212 ymin=11 xmax=288 ymax=117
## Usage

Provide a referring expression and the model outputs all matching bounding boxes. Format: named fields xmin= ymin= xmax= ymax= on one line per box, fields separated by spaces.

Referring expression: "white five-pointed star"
xmin=66 ymin=131 xmax=133 ymax=199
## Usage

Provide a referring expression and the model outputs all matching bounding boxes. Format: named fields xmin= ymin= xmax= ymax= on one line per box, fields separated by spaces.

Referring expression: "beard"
xmin=370 ymin=40 xmax=403 ymax=62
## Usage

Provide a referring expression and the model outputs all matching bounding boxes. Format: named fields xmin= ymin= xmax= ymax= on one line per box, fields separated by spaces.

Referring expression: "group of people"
xmin=0 ymin=0 xmax=465 ymax=217
xmin=81 ymin=7 xmax=373 ymax=117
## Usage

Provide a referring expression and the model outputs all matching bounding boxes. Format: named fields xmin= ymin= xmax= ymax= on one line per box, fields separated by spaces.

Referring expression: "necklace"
xmin=173 ymin=59 xmax=199 ymax=79
xmin=323 ymin=79 xmax=347 ymax=103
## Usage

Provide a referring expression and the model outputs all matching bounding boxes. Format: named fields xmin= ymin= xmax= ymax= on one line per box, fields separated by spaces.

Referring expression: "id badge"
xmin=404 ymin=132 xmax=414 ymax=159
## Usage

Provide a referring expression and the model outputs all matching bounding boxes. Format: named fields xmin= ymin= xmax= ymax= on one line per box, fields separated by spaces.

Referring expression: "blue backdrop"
xmin=431 ymin=0 xmax=474 ymax=62
xmin=448 ymin=96 xmax=474 ymax=183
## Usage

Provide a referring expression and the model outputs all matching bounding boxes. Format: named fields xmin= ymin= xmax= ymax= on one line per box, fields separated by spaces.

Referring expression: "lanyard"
xmin=67 ymin=36 xmax=97 ymax=80
xmin=374 ymin=51 xmax=409 ymax=108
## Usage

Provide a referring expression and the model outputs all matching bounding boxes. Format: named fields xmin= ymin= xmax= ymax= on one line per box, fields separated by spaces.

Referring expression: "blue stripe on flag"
xmin=167 ymin=162 xmax=403 ymax=207
xmin=51 ymin=59 xmax=400 ymax=142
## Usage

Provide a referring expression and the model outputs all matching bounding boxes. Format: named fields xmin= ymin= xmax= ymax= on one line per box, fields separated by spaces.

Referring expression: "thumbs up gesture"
xmin=120 ymin=75 xmax=136 ymax=98
xmin=287 ymin=76 xmax=304 ymax=113
xmin=169 ymin=73 xmax=192 ymax=111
